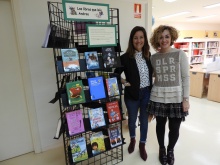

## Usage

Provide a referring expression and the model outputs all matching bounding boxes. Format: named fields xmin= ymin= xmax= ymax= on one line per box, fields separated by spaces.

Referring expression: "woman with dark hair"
xmin=114 ymin=26 xmax=153 ymax=161
xmin=149 ymin=25 xmax=190 ymax=165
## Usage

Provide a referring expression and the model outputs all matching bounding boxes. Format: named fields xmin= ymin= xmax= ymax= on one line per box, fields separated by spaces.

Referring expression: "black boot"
xmin=167 ymin=148 xmax=175 ymax=165
xmin=128 ymin=138 xmax=136 ymax=153
xmin=159 ymin=148 xmax=167 ymax=165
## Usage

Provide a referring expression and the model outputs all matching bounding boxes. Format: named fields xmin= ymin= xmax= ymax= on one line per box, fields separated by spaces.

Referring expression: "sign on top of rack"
xmin=62 ymin=1 xmax=110 ymax=22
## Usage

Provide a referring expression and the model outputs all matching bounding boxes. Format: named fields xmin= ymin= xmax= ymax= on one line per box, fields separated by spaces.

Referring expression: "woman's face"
xmin=158 ymin=29 xmax=171 ymax=50
xmin=133 ymin=30 xmax=145 ymax=52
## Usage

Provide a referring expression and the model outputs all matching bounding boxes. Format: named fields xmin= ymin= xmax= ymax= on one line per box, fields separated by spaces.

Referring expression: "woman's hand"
xmin=182 ymin=100 xmax=190 ymax=112
xmin=123 ymin=82 xmax=131 ymax=87
xmin=121 ymin=78 xmax=131 ymax=87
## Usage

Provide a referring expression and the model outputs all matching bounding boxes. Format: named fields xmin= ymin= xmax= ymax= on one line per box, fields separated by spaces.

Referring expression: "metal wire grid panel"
xmin=46 ymin=1 xmax=124 ymax=165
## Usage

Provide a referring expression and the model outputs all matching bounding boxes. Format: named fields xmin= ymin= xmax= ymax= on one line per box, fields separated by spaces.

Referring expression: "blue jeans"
xmin=124 ymin=87 xmax=150 ymax=143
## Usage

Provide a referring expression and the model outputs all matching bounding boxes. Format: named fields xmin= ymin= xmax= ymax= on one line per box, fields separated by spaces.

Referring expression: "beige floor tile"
xmin=1 ymin=96 xmax=220 ymax=165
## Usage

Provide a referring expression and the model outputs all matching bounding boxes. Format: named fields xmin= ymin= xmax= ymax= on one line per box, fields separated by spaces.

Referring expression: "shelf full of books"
xmin=45 ymin=2 xmax=125 ymax=165
xmin=174 ymin=38 xmax=220 ymax=65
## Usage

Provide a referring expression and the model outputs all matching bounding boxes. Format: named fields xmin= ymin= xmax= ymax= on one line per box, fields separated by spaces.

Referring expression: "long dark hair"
xmin=126 ymin=26 xmax=150 ymax=59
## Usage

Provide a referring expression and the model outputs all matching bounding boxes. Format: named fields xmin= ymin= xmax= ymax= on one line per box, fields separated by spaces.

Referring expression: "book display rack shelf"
xmin=174 ymin=38 xmax=220 ymax=65
xmin=45 ymin=2 xmax=125 ymax=165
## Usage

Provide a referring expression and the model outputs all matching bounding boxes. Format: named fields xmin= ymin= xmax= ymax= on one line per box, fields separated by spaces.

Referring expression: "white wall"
xmin=18 ymin=0 xmax=63 ymax=150
xmin=17 ymin=0 xmax=150 ymax=151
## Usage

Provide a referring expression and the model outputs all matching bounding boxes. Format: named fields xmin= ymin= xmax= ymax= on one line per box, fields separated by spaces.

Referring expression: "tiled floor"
xmin=1 ymin=96 xmax=220 ymax=165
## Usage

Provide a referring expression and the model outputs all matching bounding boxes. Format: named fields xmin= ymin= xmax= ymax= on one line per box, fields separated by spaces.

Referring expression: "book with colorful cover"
xmin=108 ymin=125 xmax=122 ymax=148
xmin=105 ymin=77 xmax=120 ymax=97
xmin=106 ymin=101 xmax=121 ymax=123
xmin=84 ymin=51 xmax=100 ymax=70
xmin=88 ymin=76 xmax=106 ymax=101
xmin=102 ymin=47 xmax=117 ymax=68
xmin=88 ymin=107 xmax=106 ymax=130
xmin=69 ymin=137 xmax=88 ymax=163
xmin=66 ymin=110 xmax=85 ymax=136
xmin=90 ymin=131 xmax=106 ymax=156
xmin=61 ymin=48 xmax=80 ymax=72
xmin=66 ymin=80 xmax=86 ymax=105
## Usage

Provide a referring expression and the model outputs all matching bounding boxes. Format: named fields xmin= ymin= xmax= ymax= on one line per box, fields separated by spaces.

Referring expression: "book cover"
xmin=74 ymin=21 xmax=96 ymax=34
xmin=84 ymin=51 xmax=100 ymax=70
xmin=42 ymin=24 xmax=51 ymax=48
xmin=86 ymin=71 xmax=96 ymax=78
xmin=88 ymin=76 xmax=106 ymax=101
xmin=42 ymin=24 xmax=70 ymax=48
xmin=66 ymin=80 xmax=86 ymax=105
xmin=108 ymin=125 xmax=122 ymax=148
xmin=88 ymin=107 xmax=106 ymax=130
xmin=65 ymin=110 xmax=85 ymax=136
xmin=105 ymin=77 xmax=120 ymax=97
xmin=106 ymin=101 xmax=121 ymax=123
xmin=69 ymin=137 xmax=88 ymax=162
xmin=54 ymin=118 xmax=63 ymax=139
xmin=61 ymin=48 xmax=80 ymax=72
xmin=90 ymin=131 xmax=106 ymax=156
xmin=102 ymin=47 xmax=117 ymax=68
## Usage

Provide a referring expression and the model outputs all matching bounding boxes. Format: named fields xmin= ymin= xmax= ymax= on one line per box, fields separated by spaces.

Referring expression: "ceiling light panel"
xmin=164 ymin=0 xmax=177 ymax=2
xmin=203 ymin=3 xmax=220 ymax=8
xmin=160 ymin=11 xmax=191 ymax=19
xmin=187 ymin=15 xmax=217 ymax=21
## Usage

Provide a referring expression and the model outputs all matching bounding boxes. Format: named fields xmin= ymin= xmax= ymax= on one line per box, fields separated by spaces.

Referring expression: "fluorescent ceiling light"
xmin=160 ymin=11 xmax=190 ymax=19
xmin=187 ymin=15 xmax=217 ymax=21
xmin=164 ymin=0 xmax=177 ymax=2
xmin=204 ymin=3 xmax=220 ymax=8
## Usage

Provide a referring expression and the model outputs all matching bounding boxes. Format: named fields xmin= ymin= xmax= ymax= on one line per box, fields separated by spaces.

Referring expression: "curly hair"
xmin=126 ymin=26 xmax=150 ymax=59
xmin=150 ymin=25 xmax=179 ymax=51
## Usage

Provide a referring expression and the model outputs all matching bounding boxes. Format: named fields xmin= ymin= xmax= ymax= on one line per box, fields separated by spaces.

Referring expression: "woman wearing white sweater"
xmin=149 ymin=25 xmax=190 ymax=165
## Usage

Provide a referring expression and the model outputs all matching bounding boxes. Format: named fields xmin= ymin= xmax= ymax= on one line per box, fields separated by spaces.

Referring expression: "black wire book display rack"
xmin=46 ymin=1 xmax=125 ymax=165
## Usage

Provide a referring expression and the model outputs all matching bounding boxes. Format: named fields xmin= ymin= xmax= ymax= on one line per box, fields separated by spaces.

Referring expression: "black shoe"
xmin=167 ymin=149 xmax=175 ymax=165
xmin=159 ymin=148 xmax=167 ymax=165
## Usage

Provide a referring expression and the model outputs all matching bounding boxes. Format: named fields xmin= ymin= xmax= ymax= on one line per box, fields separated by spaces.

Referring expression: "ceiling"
xmin=152 ymin=0 xmax=220 ymax=24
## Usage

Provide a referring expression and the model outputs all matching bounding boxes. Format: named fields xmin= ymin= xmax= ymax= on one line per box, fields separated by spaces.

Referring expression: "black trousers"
xmin=156 ymin=116 xmax=182 ymax=150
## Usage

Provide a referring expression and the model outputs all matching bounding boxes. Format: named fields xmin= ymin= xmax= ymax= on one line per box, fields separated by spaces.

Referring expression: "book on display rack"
xmin=69 ymin=136 xmax=88 ymax=162
xmin=88 ymin=76 xmax=106 ymax=101
xmin=66 ymin=80 xmax=86 ymax=105
xmin=65 ymin=109 xmax=85 ymax=136
xmin=106 ymin=101 xmax=121 ymax=123
xmin=61 ymin=48 xmax=80 ymax=72
xmin=88 ymin=107 xmax=106 ymax=130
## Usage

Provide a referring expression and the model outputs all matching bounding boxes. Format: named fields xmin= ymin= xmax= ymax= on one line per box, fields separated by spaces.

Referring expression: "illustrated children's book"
xmin=102 ymin=47 xmax=117 ymax=68
xmin=106 ymin=101 xmax=121 ymax=123
xmin=108 ymin=125 xmax=122 ymax=148
xmin=84 ymin=51 xmax=100 ymax=70
xmin=61 ymin=48 xmax=80 ymax=72
xmin=88 ymin=107 xmax=106 ymax=130
xmin=66 ymin=80 xmax=86 ymax=105
xmin=105 ymin=77 xmax=120 ymax=97
xmin=88 ymin=76 xmax=106 ymax=101
xmin=90 ymin=131 xmax=106 ymax=156
xmin=69 ymin=137 xmax=88 ymax=163
xmin=66 ymin=110 xmax=85 ymax=136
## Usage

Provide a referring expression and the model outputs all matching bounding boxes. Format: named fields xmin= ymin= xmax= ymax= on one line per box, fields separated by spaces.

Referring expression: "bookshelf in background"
xmin=174 ymin=38 xmax=220 ymax=65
